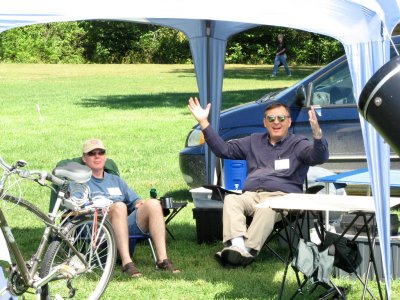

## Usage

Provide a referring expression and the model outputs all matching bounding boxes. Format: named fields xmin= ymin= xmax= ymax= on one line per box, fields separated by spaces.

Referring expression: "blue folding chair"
xmin=129 ymin=233 xmax=157 ymax=263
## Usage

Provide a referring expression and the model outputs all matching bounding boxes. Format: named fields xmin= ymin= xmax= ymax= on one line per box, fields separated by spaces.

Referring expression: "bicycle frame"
xmin=0 ymin=158 xmax=111 ymax=296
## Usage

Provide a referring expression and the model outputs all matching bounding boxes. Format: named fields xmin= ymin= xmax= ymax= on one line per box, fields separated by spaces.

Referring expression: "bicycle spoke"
xmin=40 ymin=216 xmax=116 ymax=300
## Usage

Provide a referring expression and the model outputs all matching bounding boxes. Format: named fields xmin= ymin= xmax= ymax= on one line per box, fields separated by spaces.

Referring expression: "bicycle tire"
xmin=2 ymin=194 xmax=51 ymax=224
xmin=39 ymin=214 xmax=116 ymax=300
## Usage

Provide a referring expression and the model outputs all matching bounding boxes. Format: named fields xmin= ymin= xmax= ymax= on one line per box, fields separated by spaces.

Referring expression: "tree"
xmin=0 ymin=22 xmax=85 ymax=63
xmin=0 ymin=22 xmax=343 ymax=65
xmin=226 ymin=26 xmax=344 ymax=65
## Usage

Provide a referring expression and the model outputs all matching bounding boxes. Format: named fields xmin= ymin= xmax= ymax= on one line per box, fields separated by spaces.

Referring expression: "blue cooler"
xmin=224 ymin=159 xmax=247 ymax=191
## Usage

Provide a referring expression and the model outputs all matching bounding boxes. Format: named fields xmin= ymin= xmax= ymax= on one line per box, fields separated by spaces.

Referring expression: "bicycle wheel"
xmin=2 ymin=194 xmax=52 ymax=224
xmin=40 ymin=214 xmax=116 ymax=300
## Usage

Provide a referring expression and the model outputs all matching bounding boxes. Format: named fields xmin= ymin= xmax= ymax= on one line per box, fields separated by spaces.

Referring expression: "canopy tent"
xmin=1 ymin=0 xmax=400 ymax=297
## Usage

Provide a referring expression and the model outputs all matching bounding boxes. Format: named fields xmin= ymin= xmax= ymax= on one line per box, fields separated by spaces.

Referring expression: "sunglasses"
xmin=86 ymin=149 xmax=106 ymax=157
xmin=265 ymin=115 xmax=290 ymax=123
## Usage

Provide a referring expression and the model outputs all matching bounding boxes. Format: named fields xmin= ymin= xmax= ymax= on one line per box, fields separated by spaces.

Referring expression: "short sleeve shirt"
xmin=87 ymin=172 xmax=140 ymax=214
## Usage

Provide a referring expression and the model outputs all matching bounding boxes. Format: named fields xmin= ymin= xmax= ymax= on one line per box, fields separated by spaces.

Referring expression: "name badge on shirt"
xmin=275 ymin=158 xmax=290 ymax=170
xmin=107 ymin=187 xmax=122 ymax=196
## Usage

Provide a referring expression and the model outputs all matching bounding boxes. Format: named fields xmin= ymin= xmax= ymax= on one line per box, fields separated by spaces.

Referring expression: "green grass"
xmin=1 ymin=63 xmax=398 ymax=299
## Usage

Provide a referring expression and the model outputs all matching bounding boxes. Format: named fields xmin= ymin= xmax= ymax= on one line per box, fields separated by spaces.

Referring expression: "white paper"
xmin=275 ymin=159 xmax=290 ymax=170
xmin=107 ymin=187 xmax=122 ymax=196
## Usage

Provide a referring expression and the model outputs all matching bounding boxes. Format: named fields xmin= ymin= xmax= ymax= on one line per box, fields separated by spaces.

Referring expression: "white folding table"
xmin=315 ymin=168 xmax=400 ymax=230
xmin=256 ymin=193 xmax=400 ymax=300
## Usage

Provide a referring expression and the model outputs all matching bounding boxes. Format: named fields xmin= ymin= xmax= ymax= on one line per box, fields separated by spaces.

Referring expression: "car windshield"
xmin=309 ymin=42 xmax=400 ymax=108
xmin=268 ymin=58 xmax=345 ymax=106
xmin=310 ymin=61 xmax=355 ymax=106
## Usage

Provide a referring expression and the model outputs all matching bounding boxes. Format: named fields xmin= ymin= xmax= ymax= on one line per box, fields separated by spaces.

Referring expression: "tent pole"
xmin=205 ymin=20 xmax=214 ymax=185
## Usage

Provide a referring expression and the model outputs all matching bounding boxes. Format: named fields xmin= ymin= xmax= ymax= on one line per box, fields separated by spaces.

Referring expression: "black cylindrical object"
xmin=359 ymin=56 xmax=400 ymax=156
xmin=160 ymin=196 xmax=174 ymax=208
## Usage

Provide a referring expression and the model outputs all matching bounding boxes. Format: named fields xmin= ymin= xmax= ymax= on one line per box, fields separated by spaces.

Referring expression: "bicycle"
xmin=0 ymin=156 xmax=117 ymax=300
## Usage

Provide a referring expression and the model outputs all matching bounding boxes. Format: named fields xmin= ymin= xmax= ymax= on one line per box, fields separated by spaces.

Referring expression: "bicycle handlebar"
xmin=0 ymin=156 xmax=65 ymax=187
xmin=46 ymin=173 xmax=65 ymax=186
xmin=1 ymin=156 xmax=111 ymax=212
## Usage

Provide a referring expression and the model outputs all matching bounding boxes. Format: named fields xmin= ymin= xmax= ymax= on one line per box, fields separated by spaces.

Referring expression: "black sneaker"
xmin=214 ymin=251 xmax=227 ymax=267
xmin=221 ymin=246 xmax=255 ymax=266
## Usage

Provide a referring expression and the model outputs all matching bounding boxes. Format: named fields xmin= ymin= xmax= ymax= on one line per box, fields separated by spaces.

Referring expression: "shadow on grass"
xmin=77 ymin=64 xmax=321 ymax=111
xmin=9 ymin=224 xmax=332 ymax=299
xmin=121 ymin=220 xmax=327 ymax=299
xmin=78 ymin=89 xmax=279 ymax=111
xmin=169 ymin=65 xmax=319 ymax=81
xmin=134 ymin=189 xmax=309 ymax=298
xmin=159 ymin=188 xmax=192 ymax=203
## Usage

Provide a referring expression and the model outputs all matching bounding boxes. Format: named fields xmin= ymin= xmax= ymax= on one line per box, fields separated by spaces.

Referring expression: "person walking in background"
xmin=271 ymin=34 xmax=291 ymax=77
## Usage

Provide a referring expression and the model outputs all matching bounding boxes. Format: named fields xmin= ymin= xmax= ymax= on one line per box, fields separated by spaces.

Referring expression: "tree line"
xmin=0 ymin=21 xmax=344 ymax=65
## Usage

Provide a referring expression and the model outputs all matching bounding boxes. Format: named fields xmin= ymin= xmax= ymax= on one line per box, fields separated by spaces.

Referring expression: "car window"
xmin=310 ymin=61 xmax=356 ymax=107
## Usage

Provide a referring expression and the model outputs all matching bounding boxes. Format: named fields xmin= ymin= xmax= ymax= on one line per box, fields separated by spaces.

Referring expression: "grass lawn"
xmin=0 ymin=63 xmax=398 ymax=299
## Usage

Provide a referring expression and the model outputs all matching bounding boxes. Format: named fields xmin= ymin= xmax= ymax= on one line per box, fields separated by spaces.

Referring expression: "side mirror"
xmin=295 ymin=85 xmax=306 ymax=106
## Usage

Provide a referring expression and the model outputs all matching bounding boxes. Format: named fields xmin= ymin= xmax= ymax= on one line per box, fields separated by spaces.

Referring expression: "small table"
xmin=315 ymin=168 xmax=400 ymax=229
xmin=163 ymin=201 xmax=187 ymax=240
xmin=316 ymin=168 xmax=400 ymax=195
xmin=256 ymin=193 xmax=400 ymax=300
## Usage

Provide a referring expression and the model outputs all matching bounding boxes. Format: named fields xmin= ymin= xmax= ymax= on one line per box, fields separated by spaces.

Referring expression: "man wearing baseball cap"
xmin=82 ymin=138 xmax=180 ymax=277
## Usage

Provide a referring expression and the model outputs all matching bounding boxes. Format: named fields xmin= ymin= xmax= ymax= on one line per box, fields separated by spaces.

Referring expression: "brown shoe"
xmin=122 ymin=262 xmax=142 ymax=278
xmin=156 ymin=259 xmax=181 ymax=273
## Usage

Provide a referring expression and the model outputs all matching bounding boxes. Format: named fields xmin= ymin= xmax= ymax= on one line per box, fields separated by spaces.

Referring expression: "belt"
xmin=254 ymin=189 xmax=269 ymax=193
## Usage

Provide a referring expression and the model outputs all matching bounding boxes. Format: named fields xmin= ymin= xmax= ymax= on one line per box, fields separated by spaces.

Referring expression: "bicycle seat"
xmin=53 ymin=162 xmax=92 ymax=183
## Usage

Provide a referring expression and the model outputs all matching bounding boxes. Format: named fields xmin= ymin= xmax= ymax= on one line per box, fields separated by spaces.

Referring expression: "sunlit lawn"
xmin=1 ymin=63 xmax=398 ymax=299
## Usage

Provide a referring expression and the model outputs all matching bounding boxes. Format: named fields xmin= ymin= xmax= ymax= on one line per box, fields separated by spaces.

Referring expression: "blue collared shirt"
xmin=203 ymin=126 xmax=329 ymax=193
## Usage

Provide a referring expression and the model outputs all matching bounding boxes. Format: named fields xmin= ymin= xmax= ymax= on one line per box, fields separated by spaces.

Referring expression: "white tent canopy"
xmin=2 ymin=0 xmax=400 ymax=297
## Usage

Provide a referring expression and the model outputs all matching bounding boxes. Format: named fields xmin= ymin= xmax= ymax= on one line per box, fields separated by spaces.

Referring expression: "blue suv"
xmin=179 ymin=37 xmax=400 ymax=188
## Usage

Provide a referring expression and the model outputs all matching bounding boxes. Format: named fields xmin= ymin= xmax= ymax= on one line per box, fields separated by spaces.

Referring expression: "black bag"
xmin=320 ymin=231 xmax=362 ymax=273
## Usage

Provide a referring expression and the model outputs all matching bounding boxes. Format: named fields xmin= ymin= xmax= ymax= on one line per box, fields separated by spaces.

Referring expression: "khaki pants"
xmin=223 ymin=191 xmax=286 ymax=252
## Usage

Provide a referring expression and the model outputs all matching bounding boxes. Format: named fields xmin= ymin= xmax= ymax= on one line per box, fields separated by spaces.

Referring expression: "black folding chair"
xmin=203 ymin=179 xmax=326 ymax=262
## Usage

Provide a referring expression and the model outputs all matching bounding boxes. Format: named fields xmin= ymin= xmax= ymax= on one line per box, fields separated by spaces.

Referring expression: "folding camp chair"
xmin=262 ymin=179 xmax=327 ymax=261
xmin=203 ymin=178 xmax=326 ymax=262
xmin=49 ymin=157 xmax=120 ymax=212
xmin=129 ymin=233 xmax=157 ymax=263
xmin=50 ymin=157 xmax=158 ymax=265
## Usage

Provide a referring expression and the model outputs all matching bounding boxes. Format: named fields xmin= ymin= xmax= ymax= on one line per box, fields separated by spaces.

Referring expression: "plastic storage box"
xmin=340 ymin=213 xmax=399 ymax=236
xmin=192 ymin=208 xmax=223 ymax=243
xmin=189 ymin=187 xmax=223 ymax=208
xmin=224 ymin=159 xmax=247 ymax=191
xmin=333 ymin=235 xmax=400 ymax=280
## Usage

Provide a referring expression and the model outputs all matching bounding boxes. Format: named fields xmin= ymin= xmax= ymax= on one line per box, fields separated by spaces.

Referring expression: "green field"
xmin=1 ymin=64 xmax=398 ymax=299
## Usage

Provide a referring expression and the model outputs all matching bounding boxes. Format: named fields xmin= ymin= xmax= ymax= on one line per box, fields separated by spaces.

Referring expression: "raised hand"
xmin=187 ymin=97 xmax=211 ymax=129
xmin=308 ymin=106 xmax=322 ymax=139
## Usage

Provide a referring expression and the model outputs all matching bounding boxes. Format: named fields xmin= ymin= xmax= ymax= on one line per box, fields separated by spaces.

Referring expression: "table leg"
xmin=362 ymin=214 xmax=384 ymax=300
xmin=166 ymin=226 xmax=175 ymax=240
xmin=277 ymin=210 xmax=304 ymax=300
xmin=341 ymin=213 xmax=383 ymax=300
xmin=163 ymin=203 xmax=187 ymax=240
xmin=278 ymin=251 xmax=291 ymax=300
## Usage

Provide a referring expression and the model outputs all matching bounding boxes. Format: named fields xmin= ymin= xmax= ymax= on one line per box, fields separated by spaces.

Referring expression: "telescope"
xmin=359 ymin=56 xmax=400 ymax=155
